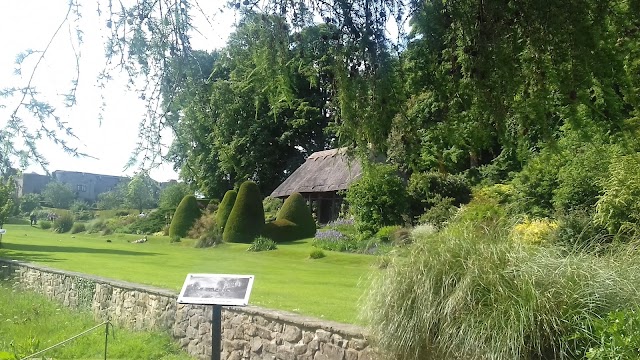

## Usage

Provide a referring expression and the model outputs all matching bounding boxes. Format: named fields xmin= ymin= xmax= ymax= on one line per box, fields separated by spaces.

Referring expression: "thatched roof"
xmin=270 ymin=148 xmax=362 ymax=198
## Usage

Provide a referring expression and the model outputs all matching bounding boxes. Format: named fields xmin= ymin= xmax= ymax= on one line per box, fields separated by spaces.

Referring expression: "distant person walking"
xmin=29 ymin=213 xmax=37 ymax=226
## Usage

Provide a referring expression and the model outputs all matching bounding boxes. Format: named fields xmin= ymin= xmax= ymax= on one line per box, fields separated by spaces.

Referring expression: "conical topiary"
xmin=169 ymin=195 xmax=201 ymax=238
xmin=223 ymin=181 xmax=265 ymax=243
xmin=276 ymin=192 xmax=316 ymax=239
xmin=216 ymin=190 xmax=237 ymax=230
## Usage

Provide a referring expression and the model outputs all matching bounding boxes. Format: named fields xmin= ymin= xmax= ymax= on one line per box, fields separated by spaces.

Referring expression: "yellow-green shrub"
xmin=511 ymin=218 xmax=559 ymax=245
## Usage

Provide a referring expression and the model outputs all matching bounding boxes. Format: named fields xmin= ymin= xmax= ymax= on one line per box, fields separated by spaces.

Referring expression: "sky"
xmin=0 ymin=1 xmax=236 ymax=182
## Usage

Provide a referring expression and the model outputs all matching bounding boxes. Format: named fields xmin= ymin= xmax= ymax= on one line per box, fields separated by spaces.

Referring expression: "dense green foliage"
xmin=53 ymin=212 xmax=74 ymax=233
xmin=274 ymin=192 xmax=316 ymax=239
xmin=595 ymin=154 xmax=640 ymax=236
xmin=582 ymin=309 xmax=640 ymax=359
xmin=346 ymin=164 xmax=407 ymax=234
xmin=158 ymin=183 xmax=191 ymax=210
xmin=168 ymin=195 xmax=201 ymax=238
xmin=42 ymin=182 xmax=74 ymax=209
xmin=19 ymin=193 xmax=40 ymax=214
xmin=126 ymin=173 xmax=158 ymax=213
xmin=407 ymin=172 xmax=471 ymax=220
xmin=0 ymin=179 xmax=14 ymax=229
xmin=222 ymin=181 xmax=265 ymax=243
xmin=215 ymin=190 xmax=237 ymax=231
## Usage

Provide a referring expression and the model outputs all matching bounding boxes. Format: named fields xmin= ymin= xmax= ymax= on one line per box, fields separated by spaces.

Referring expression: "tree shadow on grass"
xmin=0 ymin=243 xmax=161 ymax=258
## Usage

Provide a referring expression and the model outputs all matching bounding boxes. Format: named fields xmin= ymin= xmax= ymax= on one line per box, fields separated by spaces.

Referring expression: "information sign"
xmin=177 ymin=274 xmax=254 ymax=306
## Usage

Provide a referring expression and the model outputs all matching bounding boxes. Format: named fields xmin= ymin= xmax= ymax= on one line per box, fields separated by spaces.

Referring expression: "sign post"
xmin=178 ymin=274 xmax=254 ymax=360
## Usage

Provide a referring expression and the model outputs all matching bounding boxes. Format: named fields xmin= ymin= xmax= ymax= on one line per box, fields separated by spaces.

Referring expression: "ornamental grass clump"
xmin=363 ymin=220 xmax=640 ymax=360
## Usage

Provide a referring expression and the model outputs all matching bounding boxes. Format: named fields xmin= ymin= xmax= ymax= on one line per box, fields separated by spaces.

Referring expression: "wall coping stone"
xmin=0 ymin=258 xmax=368 ymax=338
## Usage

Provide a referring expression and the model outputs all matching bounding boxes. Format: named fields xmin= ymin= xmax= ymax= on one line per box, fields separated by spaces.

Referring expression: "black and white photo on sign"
xmin=183 ymin=275 xmax=250 ymax=300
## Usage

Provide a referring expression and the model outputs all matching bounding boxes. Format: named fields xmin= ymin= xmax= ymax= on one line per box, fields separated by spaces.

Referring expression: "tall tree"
xmin=42 ymin=181 xmax=75 ymax=209
xmin=126 ymin=173 xmax=157 ymax=213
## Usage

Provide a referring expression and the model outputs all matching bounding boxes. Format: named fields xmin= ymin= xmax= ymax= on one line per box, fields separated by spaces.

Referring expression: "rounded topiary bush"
xmin=262 ymin=219 xmax=301 ymax=242
xmin=216 ymin=190 xmax=237 ymax=230
xmin=223 ymin=181 xmax=265 ymax=243
xmin=275 ymin=192 xmax=316 ymax=240
xmin=169 ymin=195 xmax=201 ymax=238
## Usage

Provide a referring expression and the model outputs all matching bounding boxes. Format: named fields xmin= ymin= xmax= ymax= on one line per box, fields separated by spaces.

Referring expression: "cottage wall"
xmin=0 ymin=260 xmax=375 ymax=360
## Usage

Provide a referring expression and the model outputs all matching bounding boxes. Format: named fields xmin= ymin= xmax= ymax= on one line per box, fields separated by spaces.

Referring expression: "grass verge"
xmin=0 ymin=283 xmax=192 ymax=359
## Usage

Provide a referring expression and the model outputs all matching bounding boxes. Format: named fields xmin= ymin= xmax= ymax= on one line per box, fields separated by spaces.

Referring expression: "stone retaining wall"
xmin=0 ymin=259 xmax=374 ymax=360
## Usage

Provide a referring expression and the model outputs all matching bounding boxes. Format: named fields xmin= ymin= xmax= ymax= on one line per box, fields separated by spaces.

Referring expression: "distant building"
xmin=15 ymin=172 xmax=51 ymax=196
xmin=270 ymin=148 xmax=362 ymax=223
xmin=52 ymin=170 xmax=129 ymax=203
xmin=16 ymin=170 xmax=136 ymax=203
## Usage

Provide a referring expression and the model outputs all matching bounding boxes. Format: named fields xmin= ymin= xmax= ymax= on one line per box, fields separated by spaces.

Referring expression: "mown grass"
xmin=0 ymin=284 xmax=192 ymax=359
xmin=0 ymin=224 xmax=374 ymax=324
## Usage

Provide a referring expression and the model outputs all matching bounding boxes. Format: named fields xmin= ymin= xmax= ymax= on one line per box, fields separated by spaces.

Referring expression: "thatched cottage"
xmin=270 ymin=148 xmax=362 ymax=223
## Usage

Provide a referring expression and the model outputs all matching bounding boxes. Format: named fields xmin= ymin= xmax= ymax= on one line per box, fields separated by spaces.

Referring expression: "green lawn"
xmin=0 ymin=285 xmax=193 ymax=359
xmin=0 ymin=224 xmax=376 ymax=324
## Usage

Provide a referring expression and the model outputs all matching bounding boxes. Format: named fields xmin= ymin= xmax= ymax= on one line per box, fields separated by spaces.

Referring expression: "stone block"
xmin=283 ymin=325 xmax=302 ymax=343
xmin=275 ymin=345 xmax=295 ymax=360
xmin=348 ymin=339 xmax=368 ymax=351
xmin=251 ymin=337 xmax=263 ymax=353
xmin=345 ymin=349 xmax=359 ymax=360
xmin=321 ymin=343 xmax=345 ymax=360
xmin=256 ymin=325 xmax=273 ymax=340
xmin=293 ymin=343 xmax=308 ymax=355
xmin=316 ymin=330 xmax=331 ymax=343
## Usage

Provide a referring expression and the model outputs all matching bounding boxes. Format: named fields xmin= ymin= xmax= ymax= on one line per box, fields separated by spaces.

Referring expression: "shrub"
xmin=19 ymin=193 xmax=40 ymax=214
xmin=313 ymin=229 xmax=358 ymax=252
xmin=262 ymin=219 xmax=301 ymax=242
xmin=127 ymin=209 xmax=170 ymax=234
xmin=86 ymin=218 xmax=108 ymax=234
xmin=188 ymin=211 xmax=217 ymax=239
xmin=580 ymin=308 xmax=640 ymax=359
xmin=169 ymin=195 xmax=201 ymax=238
xmin=363 ymin=220 xmax=640 ymax=360
xmin=263 ymin=196 xmax=283 ymax=214
xmin=309 ymin=249 xmax=326 ymax=259
xmin=511 ymin=150 xmax=562 ymax=217
xmin=417 ymin=195 xmax=457 ymax=229
xmin=194 ymin=227 xmax=223 ymax=248
xmin=552 ymin=144 xmax=612 ymax=214
xmin=223 ymin=181 xmax=265 ymax=243
xmin=216 ymin=190 xmax=237 ymax=231
xmin=39 ymin=221 xmax=52 ymax=230
xmin=553 ymin=210 xmax=610 ymax=249
xmin=247 ymin=236 xmax=278 ymax=252
xmin=594 ymin=154 xmax=640 ymax=236
xmin=53 ymin=212 xmax=74 ymax=233
xmin=275 ymin=192 xmax=316 ymax=240
xmin=169 ymin=235 xmax=181 ymax=243
xmin=346 ymin=164 xmax=408 ymax=234
xmin=376 ymin=226 xmax=402 ymax=242
xmin=511 ymin=218 xmax=558 ymax=245
xmin=70 ymin=222 xmax=86 ymax=234
xmin=407 ymin=171 xmax=471 ymax=220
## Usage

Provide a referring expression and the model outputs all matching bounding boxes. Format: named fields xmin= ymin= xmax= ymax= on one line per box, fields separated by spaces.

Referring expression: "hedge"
xmin=223 ymin=181 xmax=265 ymax=243
xmin=169 ymin=195 xmax=201 ymax=238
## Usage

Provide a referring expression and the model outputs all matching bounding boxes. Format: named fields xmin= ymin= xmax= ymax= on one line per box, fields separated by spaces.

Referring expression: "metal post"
xmin=211 ymin=305 xmax=222 ymax=360
xmin=104 ymin=320 xmax=109 ymax=360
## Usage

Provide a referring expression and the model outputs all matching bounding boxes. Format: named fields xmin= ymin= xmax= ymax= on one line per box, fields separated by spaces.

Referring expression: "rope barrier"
xmin=21 ymin=320 xmax=111 ymax=360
